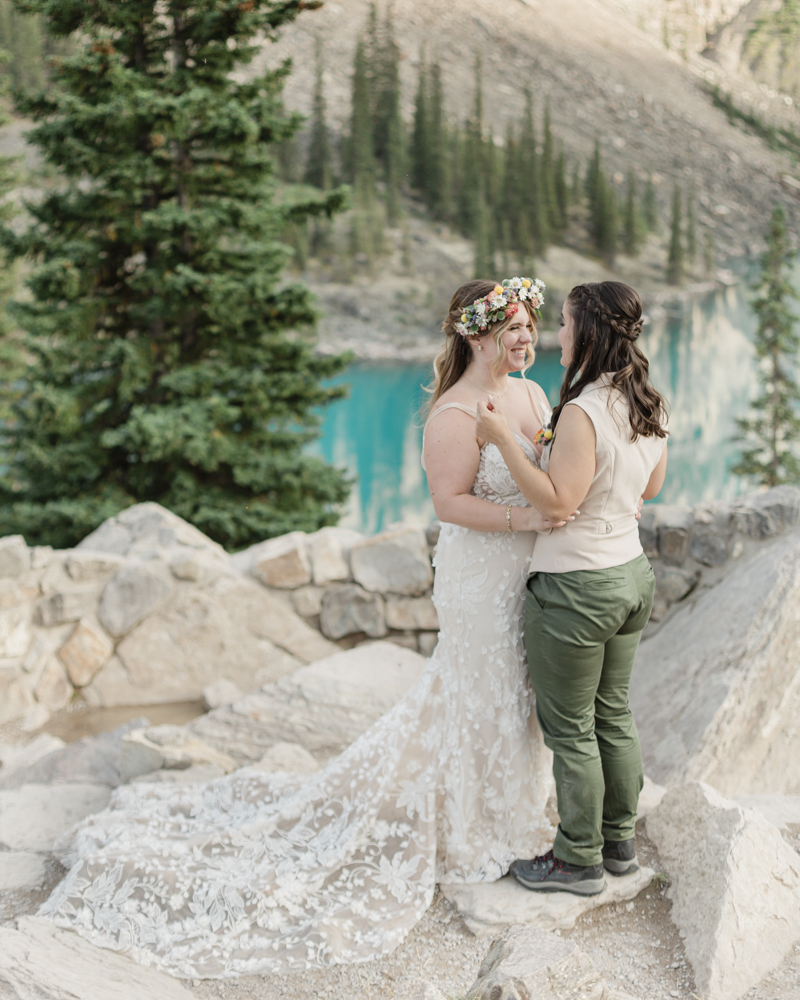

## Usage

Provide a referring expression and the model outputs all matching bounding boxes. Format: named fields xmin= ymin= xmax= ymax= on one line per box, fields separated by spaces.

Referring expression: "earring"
xmin=477 ymin=345 xmax=482 ymax=351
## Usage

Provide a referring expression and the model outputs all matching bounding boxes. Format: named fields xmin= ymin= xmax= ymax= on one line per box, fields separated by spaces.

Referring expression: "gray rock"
xmin=637 ymin=505 xmax=658 ymax=558
xmin=64 ymin=551 xmax=124 ymax=583
xmin=117 ymin=736 xmax=164 ymax=783
xmin=631 ymin=527 xmax=800 ymax=794
xmin=0 ymin=851 xmax=47 ymax=892
xmin=418 ymin=632 xmax=439 ymax=657
xmin=0 ymin=604 xmax=33 ymax=658
xmin=320 ymin=582 xmax=387 ymax=639
xmin=57 ymin=619 xmax=114 ymax=688
xmin=33 ymin=658 xmax=72 ymax=713
xmin=655 ymin=505 xmax=693 ymax=566
xmin=425 ymin=521 xmax=441 ymax=548
xmin=250 ymin=741 xmax=320 ymax=774
xmin=732 ymin=485 xmax=800 ymax=539
xmin=735 ymin=794 xmax=800 ymax=836
xmin=307 ymin=526 xmax=363 ymax=585
xmin=442 ymin=867 xmax=654 ymax=938
xmin=465 ymin=924 xmax=605 ymax=1000
xmin=0 ymin=734 xmax=65 ymax=783
xmin=188 ymin=641 xmax=426 ymax=764
xmin=76 ymin=519 xmax=132 ymax=555
xmin=648 ymin=782 xmax=800 ymax=1000
xmin=98 ymin=560 xmax=174 ymax=638
xmin=102 ymin=575 xmax=330 ymax=707
xmin=653 ymin=563 xmax=699 ymax=604
xmin=0 ymin=784 xmax=111 ymax=851
xmin=690 ymin=503 xmax=734 ymax=566
xmin=202 ymin=678 xmax=244 ymax=710
xmin=385 ymin=595 xmax=439 ymax=631
xmin=291 ymin=583 xmax=325 ymax=617
xmin=0 ymin=720 xmax=148 ymax=790
xmin=350 ymin=525 xmax=434 ymax=596
xmin=0 ymin=535 xmax=29 ymax=578
xmin=35 ymin=590 xmax=97 ymax=627
xmin=0 ymin=915 xmax=196 ymax=1000
xmin=249 ymin=531 xmax=312 ymax=589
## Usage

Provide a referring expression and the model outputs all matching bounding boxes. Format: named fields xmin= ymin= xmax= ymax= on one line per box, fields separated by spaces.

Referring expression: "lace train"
xmin=41 ymin=444 xmax=554 ymax=978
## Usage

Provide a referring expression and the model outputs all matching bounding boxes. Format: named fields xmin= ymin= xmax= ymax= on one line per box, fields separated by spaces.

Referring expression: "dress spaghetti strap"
xmin=421 ymin=403 xmax=477 ymax=471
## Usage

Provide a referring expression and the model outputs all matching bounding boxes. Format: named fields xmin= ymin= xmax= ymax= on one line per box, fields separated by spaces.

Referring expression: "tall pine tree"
xmin=622 ymin=169 xmax=642 ymax=256
xmin=0 ymin=0 xmax=350 ymax=550
xmin=304 ymin=38 xmax=332 ymax=191
xmin=666 ymin=183 xmax=685 ymax=285
xmin=733 ymin=206 xmax=800 ymax=486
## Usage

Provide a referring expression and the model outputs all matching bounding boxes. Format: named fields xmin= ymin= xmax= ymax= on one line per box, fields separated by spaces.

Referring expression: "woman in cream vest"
xmin=476 ymin=280 xmax=668 ymax=896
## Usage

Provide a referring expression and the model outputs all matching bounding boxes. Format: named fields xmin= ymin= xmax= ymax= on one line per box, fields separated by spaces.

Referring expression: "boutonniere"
xmin=534 ymin=424 xmax=554 ymax=447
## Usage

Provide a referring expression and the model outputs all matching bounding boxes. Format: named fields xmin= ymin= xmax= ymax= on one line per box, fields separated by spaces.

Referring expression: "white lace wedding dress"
xmin=41 ymin=426 xmax=554 ymax=979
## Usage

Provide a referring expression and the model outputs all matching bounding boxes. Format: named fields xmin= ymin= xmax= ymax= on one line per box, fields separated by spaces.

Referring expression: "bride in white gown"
xmin=41 ymin=278 xmax=563 ymax=978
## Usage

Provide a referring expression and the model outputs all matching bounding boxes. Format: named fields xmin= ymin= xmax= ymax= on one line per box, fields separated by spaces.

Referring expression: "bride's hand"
xmin=475 ymin=398 xmax=513 ymax=447
xmin=517 ymin=507 xmax=579 ymax=532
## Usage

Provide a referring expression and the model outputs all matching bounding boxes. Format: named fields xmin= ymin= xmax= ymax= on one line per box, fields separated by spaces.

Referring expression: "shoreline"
xmin=315 ymin=275 xmax=736 ymax=364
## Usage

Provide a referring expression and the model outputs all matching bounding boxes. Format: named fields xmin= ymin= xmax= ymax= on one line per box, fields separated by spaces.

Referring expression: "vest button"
xmin=605 ymin=523 xmax=612 ymax=534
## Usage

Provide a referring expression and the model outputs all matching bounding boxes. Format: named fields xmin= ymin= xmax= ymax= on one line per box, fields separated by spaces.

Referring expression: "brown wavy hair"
xmin=551 ymin=281 xmax=667 ymax=440
xmin=425 ymin=279 xmax=538 ymax=412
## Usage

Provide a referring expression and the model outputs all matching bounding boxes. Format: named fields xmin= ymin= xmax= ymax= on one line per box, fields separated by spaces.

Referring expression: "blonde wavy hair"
xmin=424 ymin=279 xmax=538 ymax=413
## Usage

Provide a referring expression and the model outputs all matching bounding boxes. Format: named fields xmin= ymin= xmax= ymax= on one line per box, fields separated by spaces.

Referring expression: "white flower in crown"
xmin=454 ymin=277 xmax=546 ymax=337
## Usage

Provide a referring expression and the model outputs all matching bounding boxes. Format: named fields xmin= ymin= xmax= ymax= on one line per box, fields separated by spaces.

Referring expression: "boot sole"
xmin=603 ymin=857 xmax=639 ymax=876
xmin=510 ymin=871 xmax=606 ymax=896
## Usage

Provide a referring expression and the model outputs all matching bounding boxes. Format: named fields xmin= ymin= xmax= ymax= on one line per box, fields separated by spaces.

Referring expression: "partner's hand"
xmin=517 ymin=507 xmax=580 ymax=533
xmin=635 ymin=496 xmax=644 ymax=520
xmin=475 ymin=397 xmax=513 ymax=447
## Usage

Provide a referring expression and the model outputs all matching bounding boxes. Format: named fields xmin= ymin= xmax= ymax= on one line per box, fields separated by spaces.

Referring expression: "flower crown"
xmin=455 ymin=277 xmax=546 ymax=338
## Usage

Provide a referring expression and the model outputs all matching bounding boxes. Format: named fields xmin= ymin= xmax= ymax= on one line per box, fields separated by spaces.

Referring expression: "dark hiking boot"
xmin=602 ymin=838 xmax=639 ymax=876
xmin=509 ymin=850 xmax=606 ymax=896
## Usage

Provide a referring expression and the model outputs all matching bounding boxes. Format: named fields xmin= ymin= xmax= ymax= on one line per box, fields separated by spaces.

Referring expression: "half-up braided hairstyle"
xmin=552 ymin=281 xmax=667 ymax=441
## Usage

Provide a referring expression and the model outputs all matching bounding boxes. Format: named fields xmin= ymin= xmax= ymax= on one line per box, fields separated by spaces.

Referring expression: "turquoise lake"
xmin=312 ymin=279 xmax=785 ymax=534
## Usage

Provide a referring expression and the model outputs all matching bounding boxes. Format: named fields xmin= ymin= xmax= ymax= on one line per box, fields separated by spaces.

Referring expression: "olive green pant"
xmin=524 ymin=554 xmax=654 ymax=867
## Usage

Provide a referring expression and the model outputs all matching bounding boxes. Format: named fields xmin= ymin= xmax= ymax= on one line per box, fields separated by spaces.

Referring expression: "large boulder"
xmin=350 ymin=526 xmax=434 ymax=596
xmin=731 ymin=485 xmax=800 ymax=539
xmin=188 ymin=640 xmax=427 ymax=764
xmin=0 ymin=917 xmax=196 ymax=1000
xmin=647 ymin=781 xmax=800 ymax=1000
xmin=85 ymin=575 xmax=335 ymax=707
xmin=0 ymin=784 xmax=111 ymax=852
xmin=465 ymin=924 xmax=606 ymax=1000
xmin=79 ymin=501 xmax=227 ymax=561
xmin=630 ymin=526 xmax=800 ymax=794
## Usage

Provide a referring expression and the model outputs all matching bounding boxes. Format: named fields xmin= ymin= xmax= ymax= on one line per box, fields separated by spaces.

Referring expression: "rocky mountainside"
xmin=255 ymin=0 xmax=800 ymax=357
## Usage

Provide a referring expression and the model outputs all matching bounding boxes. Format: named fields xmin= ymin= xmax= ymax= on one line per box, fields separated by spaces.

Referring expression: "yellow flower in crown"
xmin=492 ymin=285 xmax=504 ymax=296
xmin=522 ymin=279 xmax=532 ymax=288
xmin=461 ymin=313 xmax=468 ymax=322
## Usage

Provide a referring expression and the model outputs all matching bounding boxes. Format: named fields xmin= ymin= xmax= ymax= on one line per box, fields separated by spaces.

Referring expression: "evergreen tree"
xmin=666 ymin=183 xmax=685 ymax=285
xmin=704 ymin=230 xmax=715 ymax=278
xmin=304 ymin=38 xmax=332 ymax=191
xmin=588 ymin=144 xmax=617 ymax=263
xmin=410 ymin=53 xmax=429 ymax=195
xmin=374 ymin=9 xmax=404 ymax=222
xmin=541 ymin=99 xmax=559 ymax=235
xmin=643 ymin=173 xmax=659 ymax=232
xmin=0 ymin=0 xmax=350 ymax=550
xmin=348 ymin=37 xmax=376 ymax=200
xmin=733 ymin=207 xmax=800 ymax=486
xmin=622 ymin=169 xmax=642 ymax=256
xmin=426 ymin=62 xmax=450 ymax=218
xmin=554 ymin=147 xmax=569 ymax=232
xmin=685 ymin=185 xmax=697 ymax=268
xmin=458 ymin=56 xmax=486 ymax=236
xmin=519 ymin=89 xmax=548 ymax=256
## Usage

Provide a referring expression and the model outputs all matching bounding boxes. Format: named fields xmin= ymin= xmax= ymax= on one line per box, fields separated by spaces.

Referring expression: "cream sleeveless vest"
xmin=529 ymin=374 xmax=667 ymax=574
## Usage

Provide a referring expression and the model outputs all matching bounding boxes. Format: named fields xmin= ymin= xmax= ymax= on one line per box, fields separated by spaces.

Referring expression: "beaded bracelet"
xmin=506 ymin=504 xmax=513 ymax=533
